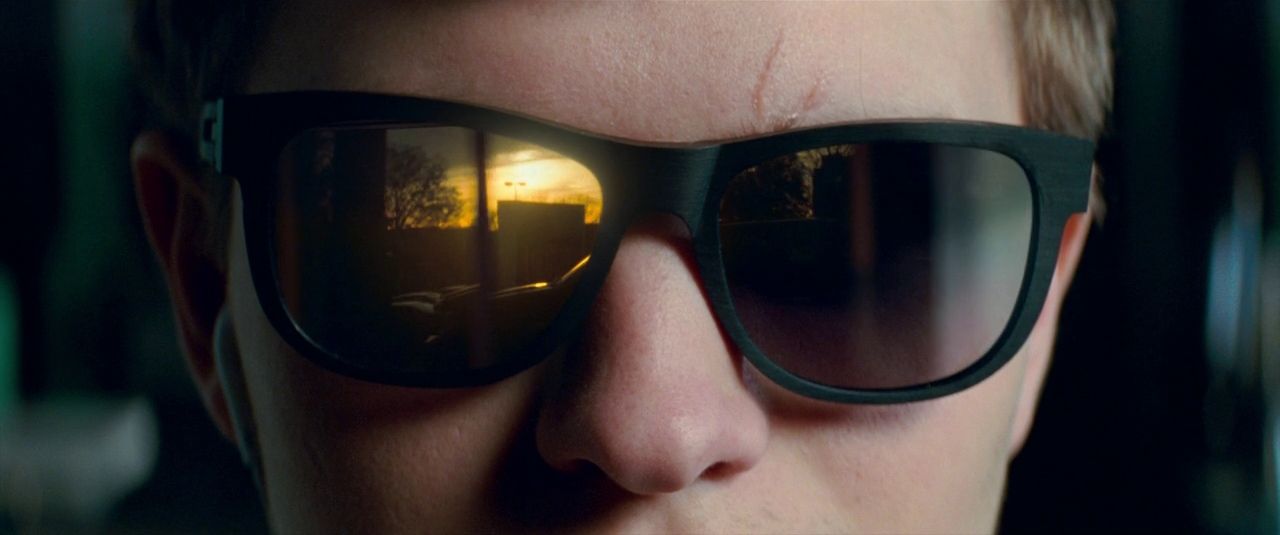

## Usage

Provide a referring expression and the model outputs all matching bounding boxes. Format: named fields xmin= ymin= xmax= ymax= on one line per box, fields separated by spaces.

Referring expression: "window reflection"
xmin=378 ymin=129 xmax=603 ymax=358
xmin=275 ymin=126 xmax=604 ymax=364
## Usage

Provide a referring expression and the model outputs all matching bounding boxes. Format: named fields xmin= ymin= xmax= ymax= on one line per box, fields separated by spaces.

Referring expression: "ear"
xmin=1007 ymin=201 xmax=1092 ymax=456
xmin=132 ymin=130 xmax=237 ymax=441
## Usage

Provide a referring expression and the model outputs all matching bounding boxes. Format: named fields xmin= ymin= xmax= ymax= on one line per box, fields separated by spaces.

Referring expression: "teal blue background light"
xmin=0 ymin=266 xmax=15 ymax=415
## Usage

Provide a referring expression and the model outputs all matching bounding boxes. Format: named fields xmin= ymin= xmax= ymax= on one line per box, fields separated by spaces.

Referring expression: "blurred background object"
xmin=1003 ymin=1 xmax=1279 ymax=533
xmin=0 ymin=0 xmax=265 ymax=533
xmin=1 ymin=397 xmax=158 ymax=532
xmin=0 ymin=0 xmax=1276 ymax=533
xmin=1261 ymin=0 xmax=1280 ymax=525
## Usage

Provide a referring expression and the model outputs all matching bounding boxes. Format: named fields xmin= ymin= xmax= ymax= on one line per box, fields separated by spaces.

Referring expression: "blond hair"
xmin=1011 ymin=0 xmax=1115 ymax=217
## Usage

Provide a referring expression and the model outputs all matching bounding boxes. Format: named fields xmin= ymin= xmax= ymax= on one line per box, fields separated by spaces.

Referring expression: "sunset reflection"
xmin=386 ymin=128 xmax=602 ymax=229
xmin=276 ymin=124 xmax=602 ymax=369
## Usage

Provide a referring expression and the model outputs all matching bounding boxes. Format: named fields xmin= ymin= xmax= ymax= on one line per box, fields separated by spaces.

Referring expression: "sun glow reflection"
xmin=386 ymin=128 xmax=604 ymax=229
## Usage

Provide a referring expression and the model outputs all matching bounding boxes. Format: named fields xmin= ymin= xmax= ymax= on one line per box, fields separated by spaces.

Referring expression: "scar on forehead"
xmin=788 ymin=75 xmax=828 ymax=131
xmin=751 ymin=31 xmax=829 ymax=133
xmin=751 ymin=33 xmax=784 ymax=122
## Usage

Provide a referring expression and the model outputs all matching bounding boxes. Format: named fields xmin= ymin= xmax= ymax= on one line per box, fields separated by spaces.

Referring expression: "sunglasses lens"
xmin=720 ymin=143 xmax=1032 ymax=389
xmin=274 ymin=126 xmax=603 ymax=376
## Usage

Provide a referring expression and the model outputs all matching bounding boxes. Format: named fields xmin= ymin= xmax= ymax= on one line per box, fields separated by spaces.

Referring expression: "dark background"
xmin=1 ymin=1 xmax=1277 ymax=533
xmin=1004 ymin=1 xmax=1278 ymax=533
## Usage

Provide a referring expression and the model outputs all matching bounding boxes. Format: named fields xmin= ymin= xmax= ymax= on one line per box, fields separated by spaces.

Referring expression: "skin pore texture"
xmin=136 ymin=1 xmax=1091 ymax=533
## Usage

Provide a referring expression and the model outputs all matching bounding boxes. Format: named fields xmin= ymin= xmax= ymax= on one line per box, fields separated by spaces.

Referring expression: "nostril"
xmin=555 ymin=458 xmax=593 ymax=475
xmin=700 ymin=461 xmax=733 ymax=482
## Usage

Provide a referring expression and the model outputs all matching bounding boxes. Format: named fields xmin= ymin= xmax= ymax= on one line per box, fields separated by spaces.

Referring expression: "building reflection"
xmin=386 ymin=198 xmax=595 ymax=295
xmin=275 ymin=124 xmax=603 ymax=362
xmin=495 ymin=200 xmax=590 ymax=289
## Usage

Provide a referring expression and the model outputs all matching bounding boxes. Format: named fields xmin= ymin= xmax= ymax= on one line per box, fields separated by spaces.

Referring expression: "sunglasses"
xmin=200 ymin=91 xmax=1094 ymax=404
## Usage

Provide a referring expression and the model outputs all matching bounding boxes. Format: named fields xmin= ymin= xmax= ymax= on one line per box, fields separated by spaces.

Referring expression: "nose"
xmin=535 ymin=215 xmax=769 ymax=495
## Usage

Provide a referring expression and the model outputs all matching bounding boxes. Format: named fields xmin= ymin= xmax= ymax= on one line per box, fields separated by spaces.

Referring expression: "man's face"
xmin=205 ymin=2 xmax=1074 ymax=532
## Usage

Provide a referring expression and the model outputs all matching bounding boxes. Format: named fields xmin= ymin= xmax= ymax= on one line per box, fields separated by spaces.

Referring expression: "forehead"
xmin=249 ymin=1 xmax=1020 ymax=142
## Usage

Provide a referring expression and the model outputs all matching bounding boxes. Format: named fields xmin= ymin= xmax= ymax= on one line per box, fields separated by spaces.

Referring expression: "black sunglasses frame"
xmin=201 ymin=91 xmax=1094 ymax=404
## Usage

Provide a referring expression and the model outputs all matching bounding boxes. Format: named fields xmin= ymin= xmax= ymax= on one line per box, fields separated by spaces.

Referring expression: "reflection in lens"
xmin=275 ymin=126 xmax=602 ymax=374
xmin=720 ymin=143 xmax=1031 ymax=389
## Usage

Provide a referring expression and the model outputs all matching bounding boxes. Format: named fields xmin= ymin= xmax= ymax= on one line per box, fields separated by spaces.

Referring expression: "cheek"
xmin=752 ymin=349 xmax=1026 ymax=532
xmin=226 ymin=199 xmax=541 ymax=532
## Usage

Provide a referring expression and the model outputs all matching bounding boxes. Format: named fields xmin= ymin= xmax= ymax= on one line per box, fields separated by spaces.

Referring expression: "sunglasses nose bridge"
xmin=626 ymin=146 xmax=721 ymax=232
